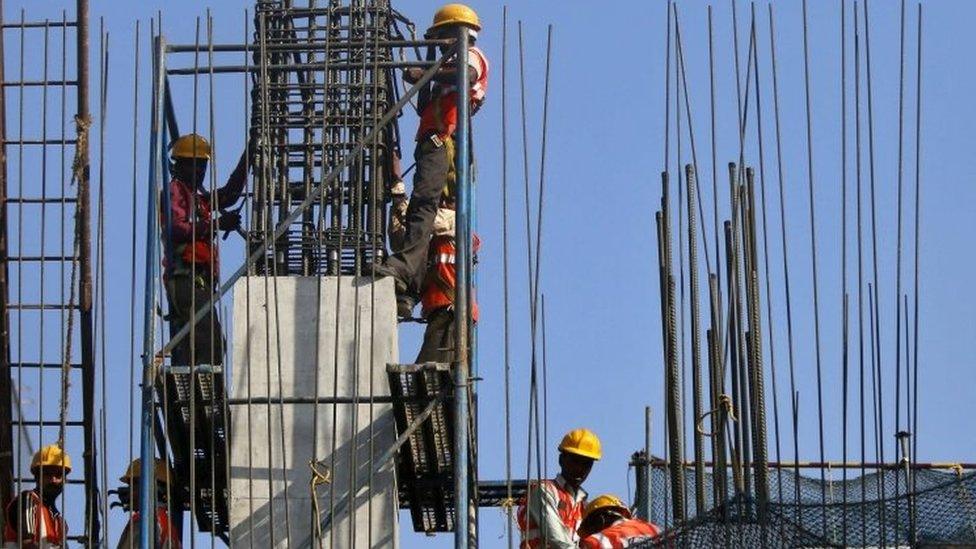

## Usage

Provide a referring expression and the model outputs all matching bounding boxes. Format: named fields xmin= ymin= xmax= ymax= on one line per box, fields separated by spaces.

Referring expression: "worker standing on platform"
xmin=163 ymin=133 xmax=252 ymax=366
xmin=577 ymin=494 xmax=661 ymax=548
xmin=517 ymin=429 xmax=602 ymax=548
xmin=373 ymin=3 xmax=489 ymax=318
xmin=3 ymin=444 xmax=70 ymax=547
xmin=116 ymin=458 xmax=182 ymax=549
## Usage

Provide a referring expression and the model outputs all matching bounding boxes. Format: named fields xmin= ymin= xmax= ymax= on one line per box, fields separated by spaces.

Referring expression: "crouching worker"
xmin=416 ymin=196 xmax=480 ymax=363
xmin=577 ymin=494 xmax=661 ymax=548
xmin=4 ymin=445 xmax=70 ymax=547
xmin=163 ymin=133 xmax=252 ymax=366
xmin=517 ymin=429 xmax=602 ymax=548
xmin=116 ymin=458 xmax=182 ymax=549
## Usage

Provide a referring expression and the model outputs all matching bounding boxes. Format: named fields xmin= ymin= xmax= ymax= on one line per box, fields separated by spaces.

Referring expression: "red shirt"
xmin=579 ymin=518 xmax=661 ymax=549
xmin=163 ymin=178 xmax=218 ymax=278
xmin=420 ymin=233 xmax=480 ymax=320
xmin=417 ymin=46 xmax=489 ymax=140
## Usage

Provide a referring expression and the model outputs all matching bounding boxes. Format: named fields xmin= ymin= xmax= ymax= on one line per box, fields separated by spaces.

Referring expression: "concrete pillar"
xmin=228 ymin=276 xmax=399 ymax=548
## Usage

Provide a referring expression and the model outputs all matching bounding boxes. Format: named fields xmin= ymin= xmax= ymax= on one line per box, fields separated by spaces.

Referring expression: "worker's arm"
xmin=5 ymin=492 xmax=38 ymax=546
xmin=524 ymin=484 xmax=578 ymax=549
xmin=216 ymin=137 xmax=255 ymax=210
xmin=403 ymin=48 xmax=481 ymax=86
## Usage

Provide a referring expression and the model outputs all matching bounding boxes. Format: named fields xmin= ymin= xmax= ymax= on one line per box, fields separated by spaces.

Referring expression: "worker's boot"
xmin=369 ymin=263 xmax=408 ymax=294
xmin=396 ymin=294 xmax=417 ymax=319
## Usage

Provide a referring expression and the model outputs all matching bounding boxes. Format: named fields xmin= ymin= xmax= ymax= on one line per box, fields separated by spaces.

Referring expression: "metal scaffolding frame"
xmin=0 ymin=0 xmax=99 ymax=544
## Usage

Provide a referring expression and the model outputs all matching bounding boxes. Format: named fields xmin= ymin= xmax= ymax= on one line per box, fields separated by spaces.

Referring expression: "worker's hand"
xmin=218 ymin=210 xmax=241 ymax=231
xmin=403 ymin=67 xmax=424 ymax=84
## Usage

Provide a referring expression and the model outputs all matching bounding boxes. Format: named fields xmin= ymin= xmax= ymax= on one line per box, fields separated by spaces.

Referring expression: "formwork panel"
xmin=229 ymin=276 xmax=398 ymax=548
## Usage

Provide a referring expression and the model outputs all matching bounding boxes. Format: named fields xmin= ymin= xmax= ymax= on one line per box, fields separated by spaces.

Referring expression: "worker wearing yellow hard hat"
xmin=3 ymin=444 xmax=70 ymax=545
xmin=516 ymin=429 xmax=602 ymax=548
xmin=163 ymin=130 xmax=255 ymax=368
xmin=372 ymin=3 xmax=490 ymax=320
xmin=116 ymin=458 xmax=183 ymax=549
xmin=578 ymin=494 xmax=661 ymax=547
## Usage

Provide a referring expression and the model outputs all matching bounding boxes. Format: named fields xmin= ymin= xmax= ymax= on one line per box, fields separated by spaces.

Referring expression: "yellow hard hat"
xmin=120 ymin=458 xmax=174 ymax=486
xmin=558 ymin=428 xmax=602 ymax=460
xmin=582 ymin=494 xmax=632 ymax=523
xmin=171 ymin=133 xmax=212 ymax=160
xmin=31 ymin=444 xmax=71 ymax=475
xmin=430 ymin=3 xmax=481 ymax=33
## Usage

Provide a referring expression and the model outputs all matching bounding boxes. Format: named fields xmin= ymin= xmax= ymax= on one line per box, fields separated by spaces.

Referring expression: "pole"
xmin=139 ymin=34 xmax=166 ymax=549
xmin=453 ymin=25 xmax=473 ymax=549
xmin=644 ymin=407 xmax=653 ymax=521
xmin=75 ymin=0 xmax=101 ymax=542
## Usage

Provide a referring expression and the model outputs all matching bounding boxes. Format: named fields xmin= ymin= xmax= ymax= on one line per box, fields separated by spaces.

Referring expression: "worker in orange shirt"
xmin=3 ymin=445 xmax=70 ymax=547
xmin=116 ymin=458 xmax=182 ymax=549
xmin=415 ymin=195 xmax=479 ymax=362
xmin=373 ymin=3 xmax=489 ymax=318
xmin=577 ymin=494 xmax=661 ymax=548
xmin=517 ymin=429 xmax=602 ymax=548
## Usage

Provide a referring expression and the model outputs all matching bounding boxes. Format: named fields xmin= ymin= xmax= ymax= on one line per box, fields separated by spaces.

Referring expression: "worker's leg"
xmin=165 ymin=273 xmax=224 ymax=366
xmin=415 ymin=308 xmax=456 ymax=364
xmin=384 ymin=136 xmax=450 ymax=294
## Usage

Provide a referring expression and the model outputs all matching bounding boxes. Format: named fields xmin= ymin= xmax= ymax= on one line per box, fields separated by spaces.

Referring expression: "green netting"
xmin=637 ymin=467 xmax=976 ymax=547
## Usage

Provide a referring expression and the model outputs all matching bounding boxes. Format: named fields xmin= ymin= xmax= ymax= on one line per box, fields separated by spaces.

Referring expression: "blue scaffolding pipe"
xmin=453 ymin=26 xmax=473 ymax=549
xmin=139 ymin=34 xmax=166 ymax=549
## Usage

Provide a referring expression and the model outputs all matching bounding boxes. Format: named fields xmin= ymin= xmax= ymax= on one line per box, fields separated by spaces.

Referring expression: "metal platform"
xmin=388 ymin=362 xmax=458 ymax=533
xmin=159 ymin=369 xmax=229 ymax=537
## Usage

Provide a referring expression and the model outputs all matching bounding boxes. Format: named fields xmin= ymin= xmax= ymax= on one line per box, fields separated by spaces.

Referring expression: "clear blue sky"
xmin=6 ymin=0 xmax=976 ymax=547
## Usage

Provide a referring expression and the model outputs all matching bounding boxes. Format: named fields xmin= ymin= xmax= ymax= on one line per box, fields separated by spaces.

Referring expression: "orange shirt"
xmin=579 ymin=518 xmax=661 ymax=549
xmin=420 ymin=233 xmax=480 ymax=320
xmin=417 ymin=46 xmax=489 ymax=140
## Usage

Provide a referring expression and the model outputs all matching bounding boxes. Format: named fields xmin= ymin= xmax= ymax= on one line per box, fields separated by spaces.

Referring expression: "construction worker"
xmin=415 ymin=195 xmax=479 ymax=362
xmin=517 ymin=429 xmax=602 ymax=548
xmin=373 ymin=3 xmax=489 ymax=317
xmin=577 ymin=494 xmax=661 ymax=548
xmin=116 ymin=458 xmax=182 ymax=549
xmin=3 ymin=444 xmax=70 ymax=547
xmin=163 ymin=133 xmax=252 ymax=366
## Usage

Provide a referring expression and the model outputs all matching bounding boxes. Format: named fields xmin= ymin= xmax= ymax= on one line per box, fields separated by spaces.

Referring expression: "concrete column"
xmin=228 ymin=276 xmax=399 ymax=548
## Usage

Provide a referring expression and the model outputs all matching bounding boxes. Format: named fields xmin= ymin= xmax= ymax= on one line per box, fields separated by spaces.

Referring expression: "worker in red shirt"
xmin=577 ymin=494 xmax=661 ymax=548
xmin=116 ymin=458 xmax=182 ymax=549
xmin=373 ymin=3 xmax=489 ymax=318
xmin=414 ymin=195 xmax=479 ymax=362
xmin=162 ymin=133 xmax=252 ymax=366
xmin=517 ymin=429 xmax=602 ymax=548
xmin=3 ymin=444 xmax=70 ymax=547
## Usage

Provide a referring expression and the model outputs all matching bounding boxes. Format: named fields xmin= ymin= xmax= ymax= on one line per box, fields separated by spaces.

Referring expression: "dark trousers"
xmin=416 ymin=308 xmax=456 ymax=364
xmin=386 ymin=137 xmax=450 ymax=295
xmin=165 ymin=272 xmax=224 ymax=366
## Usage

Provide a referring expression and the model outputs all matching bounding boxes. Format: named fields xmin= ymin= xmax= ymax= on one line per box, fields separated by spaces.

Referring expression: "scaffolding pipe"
xmin=139 ymin=34 xmax=166 ymax=549
xmin=452 ymin=25 xmax=474 ymax=548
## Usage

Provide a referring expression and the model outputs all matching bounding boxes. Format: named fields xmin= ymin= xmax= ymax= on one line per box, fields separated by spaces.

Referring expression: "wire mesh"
xmin=641 ymin=465 xmax=976 ymax=547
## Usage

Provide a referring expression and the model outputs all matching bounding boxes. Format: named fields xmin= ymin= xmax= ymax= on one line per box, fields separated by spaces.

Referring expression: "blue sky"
xmin=6 ymin=0 xmax=976 ymax=547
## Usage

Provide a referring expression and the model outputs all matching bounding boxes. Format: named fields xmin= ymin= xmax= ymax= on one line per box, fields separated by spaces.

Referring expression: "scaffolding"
xmin=0 ymin=0 xmax=100 ymax=544
xmin=141 ymin=0 xmax=484 ymax=545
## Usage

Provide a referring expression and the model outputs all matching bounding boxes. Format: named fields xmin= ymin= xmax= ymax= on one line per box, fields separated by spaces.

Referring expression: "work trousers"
xmin=165 ymin=272 xmax=224 ymax=366
xmin=385 ymin=137 xmax=451 ymax=296
xmin=416 ymin=308 xmax=457 ymax=364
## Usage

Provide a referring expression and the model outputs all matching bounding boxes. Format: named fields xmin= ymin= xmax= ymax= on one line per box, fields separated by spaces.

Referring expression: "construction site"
xmin=0 ymin=0 xmax=973 ymax=547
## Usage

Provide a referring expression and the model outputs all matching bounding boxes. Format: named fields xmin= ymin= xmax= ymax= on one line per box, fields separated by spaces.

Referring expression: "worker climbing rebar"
xmin=3 ymin=445 xmax=71 ymax=547
xmin=372 ymin=3 xmax=489 ymax=318
xmin=115 ymin=458 xmax=182 ymax=549
xmin=577 ymin=494 xmax=661 ymax=548
xmin=162 ymin=133 xmax=254 ymax=366
xmin=517 ymin=429 xmax=602 ymax=548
